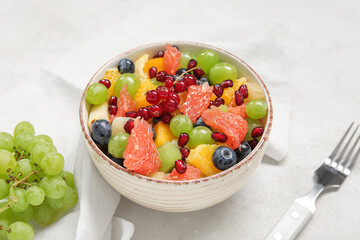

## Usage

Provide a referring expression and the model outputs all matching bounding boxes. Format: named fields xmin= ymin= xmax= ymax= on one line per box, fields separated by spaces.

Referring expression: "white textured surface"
xmin=0 ymin=1 xmax=360 ymax=240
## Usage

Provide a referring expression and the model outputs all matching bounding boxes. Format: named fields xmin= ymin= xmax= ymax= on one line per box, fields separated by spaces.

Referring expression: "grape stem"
xmin=0 ymin=224 xmax=10 ymax=233
xmin=0 ymin=202 xmax=10 ymax=215
xmin=18 ymin=150 xmax=25 ymax=160
xmin=174 ymin=67 xmax=198 ymax=83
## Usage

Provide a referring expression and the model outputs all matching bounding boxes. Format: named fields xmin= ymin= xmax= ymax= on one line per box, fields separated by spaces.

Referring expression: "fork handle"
xmin=264 ymin=201 xmax=313 ymax=240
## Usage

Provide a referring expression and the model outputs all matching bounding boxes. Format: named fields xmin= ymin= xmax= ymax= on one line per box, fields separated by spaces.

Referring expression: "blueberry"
xmin=176 ymin=68 xmax=187 ymax=75
xmin=90 ymin=119 xmax=112 ymax=146
xmin=234 ymin=141 xmax=252 ymax=162
xmin=108 ymin=155 xmax=125 ymax=168
xmin=174 ymin=74 xmax=183 ymax=81
xmin=171 ymin=45 xmax=180 ymax=50
xmin=194 ymin=117 xmax=211 ymax=128
xmin=212 ymin=146 xmax=237 ymax=170
xmin=152 ymin=127 xmax=156 ymax=140
xmin=117 ymin=58 xmax=135 ymax=74
xmin=197 ymin=77 xmax=210 ymax=86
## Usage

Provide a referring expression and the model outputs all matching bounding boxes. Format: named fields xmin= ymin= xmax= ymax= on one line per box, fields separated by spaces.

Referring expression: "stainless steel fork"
xmin=265 ymin=123 xmax=360 ymax=240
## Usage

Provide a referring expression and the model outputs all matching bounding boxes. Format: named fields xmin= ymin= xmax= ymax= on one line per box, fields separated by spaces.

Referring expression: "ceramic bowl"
xmin=79 ymin=41 xmax=273 ymax=212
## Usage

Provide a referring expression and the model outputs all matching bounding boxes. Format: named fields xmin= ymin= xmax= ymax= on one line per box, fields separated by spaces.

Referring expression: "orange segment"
xmin=133 ymin=79 xmax=158 ymax=109
xmin=143 ymin=58 xmax=165 ymax=78
xmin=103 ymin=68 xmax=121 ymax=99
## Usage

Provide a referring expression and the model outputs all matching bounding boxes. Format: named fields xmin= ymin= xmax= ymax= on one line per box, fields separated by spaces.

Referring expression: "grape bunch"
xmin=0 ymin=121 xmax=78 ymax=240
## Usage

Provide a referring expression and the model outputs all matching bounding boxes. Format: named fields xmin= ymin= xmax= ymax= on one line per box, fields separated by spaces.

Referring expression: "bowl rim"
xmin=79 ymin=40 xmax=273 ymax=185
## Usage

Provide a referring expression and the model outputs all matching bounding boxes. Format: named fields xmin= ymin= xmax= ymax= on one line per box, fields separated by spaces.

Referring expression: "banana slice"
xmin=88 ymin=101 xmax=109 ymax=129
xmin=112 ymin=117 xmax=134 ymax=135
xmin=134 ymin=54 xmax=149 ymax=82
xmin=148 ymin=172 xmax=165 ymax=180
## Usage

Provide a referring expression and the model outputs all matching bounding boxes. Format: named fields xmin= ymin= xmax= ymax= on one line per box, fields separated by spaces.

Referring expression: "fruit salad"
xmin=85 ymin=44 xmax=268 ymax=181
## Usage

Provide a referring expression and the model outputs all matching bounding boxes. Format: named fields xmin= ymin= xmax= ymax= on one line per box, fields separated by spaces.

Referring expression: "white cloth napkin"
xmin=41 ymin=0 xmax=291 ymax=239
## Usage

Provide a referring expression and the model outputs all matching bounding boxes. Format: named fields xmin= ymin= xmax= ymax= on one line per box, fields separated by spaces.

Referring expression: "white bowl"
xmin=79 ymin=41 xmax=273 ymax=212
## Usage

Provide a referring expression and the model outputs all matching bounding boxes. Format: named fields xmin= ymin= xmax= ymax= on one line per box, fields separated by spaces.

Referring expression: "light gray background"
xmin=1 ymin=0 xmax=359 ymax=239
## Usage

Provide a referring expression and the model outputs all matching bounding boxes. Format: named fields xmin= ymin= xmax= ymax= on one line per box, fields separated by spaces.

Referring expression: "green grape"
xmin=108 ymin=133 xmax=130 ymax=158
xmin=0 ymin=132 xmax=14 ymax=152
xmin=0 ymin=202 xmax=13 ymax=222
xmin=209 ymin=62 xmax=237 ymax=85
xmin=157 ymin=141 xmax=182 ymax=172
xmin=245 ymin=100 xmax=267 ymax=120
xmin=169 ymin=115 xmax=193 ymax=137
xmin=218 ymin=105 xmax=228 ymax=112
xmin=14 ymin=132 xmax=34 ymax=155
xmin=13 ymin=121 xmax=35 ymax=137
xmin=0 ymin=179 xmax=9 ymax=200
xmin=30 ymin=142 xmax=57 ymax=165
xmin=9 ymin=188 xmax=29 ymax=212
xmin=114 ymin=73 xmax=140 ymax=99
xmin=7 ymin=221 xmax=34 ymax=240
xmin=85 ymin=83 xmax=108 ymax=105
xmin=28 ymin=134 xmax=53 ymax=153
xmin=0 ymin=218 xmax=10 ymax=240
xmin=150 ymin=77 xmax=165 ymax=86
xmin=47 ymin=186 xmax=78 ymax=211
xmin=244 ymin=118 xmax=262 ymax=141
xmin=196 ymin=49 xmax=220 ymax=73
xmin=0 ymin=150 xmax=16 ymax=175
xmin=14 ymin=159 xmax=33 ymax=179
xmin=180 ymin=51 xmax=196 ymax=68
xmin=41 ymin=152 xmax=64 ymax=176
xmin=39 ymin=175 xmax=66 ymax=199
xmin=33 ymin=201 xmax=60 ymax=226
xmin=11 ymin=206 xmax=33 ymax=223
xmin=25 ymin=186 xmax=45 ymax=206
xmin=61 ymin=171 xmax=75 ymax=188
xmin=187 ymin=126 xmax=214 ymax=149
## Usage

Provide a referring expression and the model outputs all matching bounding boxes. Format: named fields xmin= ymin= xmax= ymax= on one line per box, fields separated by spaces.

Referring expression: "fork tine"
xmin=347 ymin=136 xmax=360 ymax=172
xmin=332 ymin=124 xmax=359 ymax=165
xmin=329 ymin=122 xmax=354 ymax=161
xmin=340 ymin=133 xmax=360 ymax=169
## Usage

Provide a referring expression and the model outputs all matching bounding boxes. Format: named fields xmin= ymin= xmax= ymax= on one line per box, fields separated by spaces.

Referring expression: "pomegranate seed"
xmin=125 ymin=111 xmax=138 ymax=118
xmin=146 ymin=90 xmax=160 ymax=104
xmin=175 ymin=160 xmax=187 ymax=174
xmin=239 ymin=84 xmax=248 ymax=98
xmin=187 ymin=59 xmax=197 ymax=69
xmin=221 ymin=79 xmax=233 ymax=88
xmin=234 ymin=91 xmax=244 ymax=105
xmin=156 ymin=86 xmax=170 ymax=99
xmin=108 ymin=105 xmax=118 ymax=115
xmin=179 ymin=147 xmax=190 ymax=159
xmin=162 ymin=99 xmax=178 ymax=113
xmin=213 ymin=97 xmax=225 ymax=107
xmin=161 ymin=112 xmax=173 ymax=124
xmin=211 ymin=132 xmax=227 ymax=142
xmin=178 ymin=133 xmax=189 ymax=147
xmin=108 ymin=96 xmax=117 ymax=106
xmin=99 ymin=79 xmax=111 ymax=88
xmin=175 ymin=80 xmax=187 ymax=92
xmin=213 ymin=84 xmax=224 ymax=97
xmin=183 ymin=75 xmax=197 ymax=87
xmin=193 ymin=68 xmax=205 ymax=78
xmin=156 ymin=71 xmax=167 ymax=82
xmin=124 ymin=119 xmax=134 ymax=134
xmin=138 ymin=107 xmax=151 ymax=120
xmin=149 ymin=67 xmax=157 ymax=78
xmin=164 ymin=76 xmax=174 ymax=89
xmin=248 ymin=139 xmax=258 ymax=150
xmin=149 ymin=104 xmax=163 ymax=118
xmin=169 ymin=92 xmax=180 ymax=104
xmin=153 ymin=50 xmax=164 ymax=58
xmin=251 ymin=127 xmax=264 ymax=138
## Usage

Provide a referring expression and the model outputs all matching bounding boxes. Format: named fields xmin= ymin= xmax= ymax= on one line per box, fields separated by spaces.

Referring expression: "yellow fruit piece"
xmin=233 ymin=77 xmax=248 ymax=90
xmin=154 ymin=121 xmax=177 ymax=147
xmin=187 ymin=144 xmax=222 ymax=176
xmin=103 ymin=68 xmax=121 ymax=99
xmin=245 ymin=81 xmax=265 ymax=102
xmin=211 ymin=78 xmax=249 ymax=105
xmin=143 ymin=58 xmax=165 ymax=78
xmin=133 ymin=79 xmax=157 ymax=109
xmin=134 ymin=54 xmax=149 ymax=82
xmin=148 ymin=171 xmax=165 ymax=179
